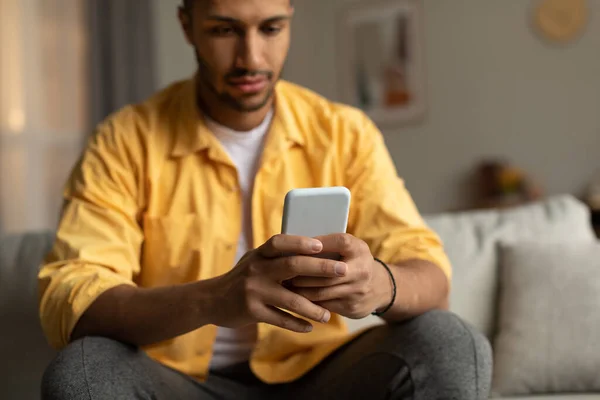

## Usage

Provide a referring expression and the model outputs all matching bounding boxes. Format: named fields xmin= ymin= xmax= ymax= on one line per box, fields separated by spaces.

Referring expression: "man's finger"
xmin=259 ymin=234 xmax=323 ymax=258
xmin=263 ymin=283 xmax=331 ymax=324
xmin=317 ymin=299 xmax=370 ymax=320
xmin=268 ymin=256 xmax=348 ymax=281
xmin=315 ymin=300 xmax=346 ymax=317
xmin=290 ymin=276 xmax=345 ymax=288
xmin=256 ymin=305 xmax=314 ymax=333
xmin=294 ymin=284 xmax=351 ymax=303
xmin=314 ymin=233 xmax=360 ymax=257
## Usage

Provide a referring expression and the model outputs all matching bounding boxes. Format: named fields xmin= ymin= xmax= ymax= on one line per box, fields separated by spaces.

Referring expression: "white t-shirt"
xmin=204 ymin=109 xmax=273 ymax=370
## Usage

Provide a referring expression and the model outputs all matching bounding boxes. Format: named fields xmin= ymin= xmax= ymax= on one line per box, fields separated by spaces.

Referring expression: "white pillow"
xmin=492 ymin=241 xmax=600 ymax=395
xmin=424 ymin=195 xmax=596 ymax=338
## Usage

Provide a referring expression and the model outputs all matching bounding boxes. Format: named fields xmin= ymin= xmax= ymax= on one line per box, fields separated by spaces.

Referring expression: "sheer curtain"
xmin=0 ymin=0 xmax=89 ymax=235
xmin=0 ymin=0 xmax=157 ymax=236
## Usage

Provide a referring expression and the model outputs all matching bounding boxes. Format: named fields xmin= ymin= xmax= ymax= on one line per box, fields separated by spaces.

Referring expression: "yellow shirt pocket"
xmin=140 ymin=213 xmax=206 ymax=287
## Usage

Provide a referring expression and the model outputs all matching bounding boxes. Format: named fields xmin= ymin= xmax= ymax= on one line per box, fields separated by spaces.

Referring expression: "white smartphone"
xmin=281 ymin=187 xmax=351 ymax=238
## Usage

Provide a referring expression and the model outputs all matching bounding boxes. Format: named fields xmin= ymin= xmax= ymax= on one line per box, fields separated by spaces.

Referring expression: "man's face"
xmin=180 ymin=0 xmax=293 ymax=113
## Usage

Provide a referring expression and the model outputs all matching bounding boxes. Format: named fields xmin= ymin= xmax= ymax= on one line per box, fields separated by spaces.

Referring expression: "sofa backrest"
xmin=0 ymin=232 xmax=57 ymax=400
xmin=424 ymin=195 xmax=596 ymax=338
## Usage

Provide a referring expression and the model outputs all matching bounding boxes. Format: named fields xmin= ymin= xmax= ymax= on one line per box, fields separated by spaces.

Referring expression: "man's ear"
xmin=178 ymin=6 xmax=194 ymax=46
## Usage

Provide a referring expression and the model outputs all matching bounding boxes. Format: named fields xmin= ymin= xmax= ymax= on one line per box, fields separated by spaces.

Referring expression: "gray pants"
xmin=42 ymin=310 xmax=492 ymax=399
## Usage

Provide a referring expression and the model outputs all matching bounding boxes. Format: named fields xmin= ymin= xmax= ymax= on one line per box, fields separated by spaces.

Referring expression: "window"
xmin=0 ymin=0 xmax=88 ymax=234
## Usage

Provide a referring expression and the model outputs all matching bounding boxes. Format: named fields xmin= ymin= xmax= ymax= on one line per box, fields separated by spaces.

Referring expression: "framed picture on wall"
xmin=337 ymin=0 xmax=426 ymax=126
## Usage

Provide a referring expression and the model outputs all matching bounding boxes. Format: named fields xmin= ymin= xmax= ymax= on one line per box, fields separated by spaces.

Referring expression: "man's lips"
xmin=227 ymin=76 xmax=269 ymax=94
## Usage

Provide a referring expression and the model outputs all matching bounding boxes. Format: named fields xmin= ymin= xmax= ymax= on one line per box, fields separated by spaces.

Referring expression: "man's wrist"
xmin=372 ymin=258 xmax=394 ymax=312
xmin=188 ymin=278 xmax=223 ymax=327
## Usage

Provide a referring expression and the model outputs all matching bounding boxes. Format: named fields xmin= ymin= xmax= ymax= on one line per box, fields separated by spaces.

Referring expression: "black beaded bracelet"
xmin=371 ymin=257 xmax=397 ymax=316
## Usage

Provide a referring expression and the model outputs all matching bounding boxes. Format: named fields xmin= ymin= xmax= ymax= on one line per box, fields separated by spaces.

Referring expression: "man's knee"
xmin=389 ymin=310 xmax=493 ymax=398
xmin=42 ymin=337 xmax=139 ymax=400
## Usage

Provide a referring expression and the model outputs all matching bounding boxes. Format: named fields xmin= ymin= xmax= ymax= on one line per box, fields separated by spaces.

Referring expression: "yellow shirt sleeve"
xmin=344 ymin=110 xmax=452 ymax=281
xmin=38 ymin=109 xmax=144 ymax=349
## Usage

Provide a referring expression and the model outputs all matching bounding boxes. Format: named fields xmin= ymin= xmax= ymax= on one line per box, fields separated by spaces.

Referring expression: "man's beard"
xmin=195 ymin=49 xmax=276 ymax=113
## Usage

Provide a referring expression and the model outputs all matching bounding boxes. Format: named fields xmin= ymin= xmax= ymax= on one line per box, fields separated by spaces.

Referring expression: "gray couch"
xmin=1 ymin=195 xmax=598 ymax=399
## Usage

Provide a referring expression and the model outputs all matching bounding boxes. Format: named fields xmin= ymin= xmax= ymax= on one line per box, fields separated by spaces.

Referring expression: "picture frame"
xmin=337 ymin=0 xmax=427 ymax=126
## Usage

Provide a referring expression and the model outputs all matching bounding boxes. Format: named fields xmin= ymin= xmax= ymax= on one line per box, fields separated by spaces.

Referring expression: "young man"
xmin=39 ymin=0 xmax=492 ymax=398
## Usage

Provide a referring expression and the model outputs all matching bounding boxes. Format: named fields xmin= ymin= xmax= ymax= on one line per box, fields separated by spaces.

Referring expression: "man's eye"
xmin=210 ymin=26 xmax=235 ymax=36
xmin=261 ymin=25 xmax=282 ymax=36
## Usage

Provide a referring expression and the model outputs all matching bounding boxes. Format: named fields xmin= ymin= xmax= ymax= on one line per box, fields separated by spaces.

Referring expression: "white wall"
xmin=153 ymin=0 xmax=195 ymax=88
xmin=153 ymin=0 xmax=600 ymax=213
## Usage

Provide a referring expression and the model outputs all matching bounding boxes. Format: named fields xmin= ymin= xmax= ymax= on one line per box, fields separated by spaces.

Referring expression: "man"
xmin=39 ymin=0 xmax=492 ymax=398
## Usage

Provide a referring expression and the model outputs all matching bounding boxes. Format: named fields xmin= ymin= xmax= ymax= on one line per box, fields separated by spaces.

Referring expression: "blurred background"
xmin=1 ymin=2 xmax=600 ymax=398
xmin=1 ymin=0 xmax=600 ymax=236
xmin=0 ymin=0 xmax=155 ymax=235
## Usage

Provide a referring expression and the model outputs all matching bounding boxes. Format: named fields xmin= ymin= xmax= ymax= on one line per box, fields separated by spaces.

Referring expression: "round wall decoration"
xmin=533 ymin=0 xmax=589 ymax=43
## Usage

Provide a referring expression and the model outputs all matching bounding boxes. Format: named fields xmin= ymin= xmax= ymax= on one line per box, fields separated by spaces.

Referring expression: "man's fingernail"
xmin=322 ymin=310 xmax=331 ymax=323
xmin=312 ymin=241 xmax=323 ymax=251
xmin=335 ymin=262 xmax=347 ymax=276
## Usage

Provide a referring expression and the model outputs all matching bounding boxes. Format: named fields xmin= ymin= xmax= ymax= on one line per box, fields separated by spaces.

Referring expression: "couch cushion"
xmin=0 ymin=232 xmax=57 ymax=400
xmin=423 ymin=195 xmax=596 ymax=338
xmin=492 ymin=241 xmax=600 ymax=395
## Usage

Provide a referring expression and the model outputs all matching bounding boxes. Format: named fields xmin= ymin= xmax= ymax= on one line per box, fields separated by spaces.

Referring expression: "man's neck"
xmin=197 ymin=86 xmax=274 ymax=132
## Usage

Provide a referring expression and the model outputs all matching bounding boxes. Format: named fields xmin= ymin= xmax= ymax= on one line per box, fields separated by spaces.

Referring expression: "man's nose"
xmin=235 ymin=30 xmax=263 ymax=71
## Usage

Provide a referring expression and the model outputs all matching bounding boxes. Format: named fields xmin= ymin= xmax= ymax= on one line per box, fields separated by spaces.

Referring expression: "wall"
xmin=153 ymin=0 xmax=600 ymax=213
xmin=153 ymin=0 xmax=195 ymax=88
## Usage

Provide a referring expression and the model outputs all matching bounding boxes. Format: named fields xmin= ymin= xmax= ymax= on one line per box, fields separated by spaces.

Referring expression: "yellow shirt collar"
xmin=170 ymin=78 xmax=305 ymax=158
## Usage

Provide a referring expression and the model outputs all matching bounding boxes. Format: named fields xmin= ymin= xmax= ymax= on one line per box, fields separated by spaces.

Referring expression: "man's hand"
xmin=211 ymin=234 xmax=349 ymax=333
xmin=289 ymin=234 xmax=393 ymax=319
xmin=70 ymin=235 xmax=348 ymax=347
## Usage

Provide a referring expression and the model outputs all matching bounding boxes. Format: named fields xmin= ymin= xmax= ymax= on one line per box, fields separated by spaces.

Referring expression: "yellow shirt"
xmin=38 ymin=78 xmax=451 ymax=383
